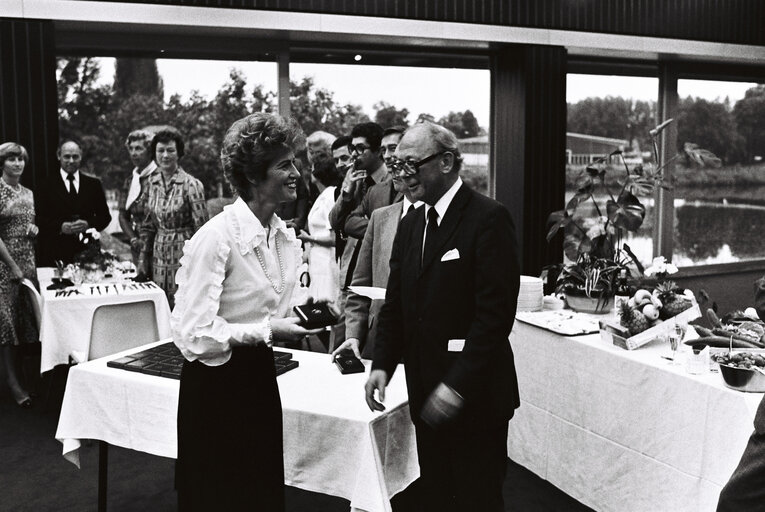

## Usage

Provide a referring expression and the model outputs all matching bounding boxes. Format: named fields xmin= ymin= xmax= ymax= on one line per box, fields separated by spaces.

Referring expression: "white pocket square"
xmin=441 ymin=248 xmax=460 ymax=262
xmin=448 ymin=339 xmax=465 ymax=352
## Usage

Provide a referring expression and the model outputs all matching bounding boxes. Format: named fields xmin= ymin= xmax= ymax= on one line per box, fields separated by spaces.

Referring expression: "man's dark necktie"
xmin=66 ymin=174 xmax=77 ymax=199
xmin=361 ymin=175 xmax=375 ymax=197
xmin=421 ymin=207 xmax=439 ymax=268
xmin=407 ymin=203 xmax=416 ymax=216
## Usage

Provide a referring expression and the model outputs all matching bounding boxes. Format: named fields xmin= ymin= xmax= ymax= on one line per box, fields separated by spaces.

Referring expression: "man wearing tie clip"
xmin=365 ymin=122 xmax=521 ymax=511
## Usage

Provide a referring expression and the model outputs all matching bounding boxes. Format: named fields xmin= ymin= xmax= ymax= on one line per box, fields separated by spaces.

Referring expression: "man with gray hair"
xmin=118 ymin=129 xmax=157 ymax=265
xmin=365 ymin=121 xmax=521 ymax=511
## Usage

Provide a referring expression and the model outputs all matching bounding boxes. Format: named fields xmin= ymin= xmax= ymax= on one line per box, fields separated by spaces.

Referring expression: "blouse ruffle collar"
xmin=225 ymin=197 xmax=297 ymax=256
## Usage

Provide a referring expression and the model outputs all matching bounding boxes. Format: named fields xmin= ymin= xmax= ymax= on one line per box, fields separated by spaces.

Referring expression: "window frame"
xmin=567 ymin=58 xmax=765 ymax=276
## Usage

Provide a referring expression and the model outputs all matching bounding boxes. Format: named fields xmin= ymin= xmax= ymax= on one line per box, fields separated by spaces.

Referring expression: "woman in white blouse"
xmin=171 ymin=113 xmax=321 ymax=511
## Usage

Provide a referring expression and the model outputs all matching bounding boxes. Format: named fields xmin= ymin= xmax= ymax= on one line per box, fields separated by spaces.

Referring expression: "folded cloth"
xmin=47 ymin=278 xmax=74 ymax=290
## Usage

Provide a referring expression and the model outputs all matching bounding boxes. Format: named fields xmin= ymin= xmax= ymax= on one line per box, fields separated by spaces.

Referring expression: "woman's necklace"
xmin=254 ymin=234 xmax=285 ymax=294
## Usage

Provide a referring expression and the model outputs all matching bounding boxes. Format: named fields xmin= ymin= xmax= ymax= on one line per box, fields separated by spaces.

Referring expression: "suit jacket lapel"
xmin=374 ymin=203 xmax=403 ymax=283
xmin=418 ymin=185 xmax=471 ymax=276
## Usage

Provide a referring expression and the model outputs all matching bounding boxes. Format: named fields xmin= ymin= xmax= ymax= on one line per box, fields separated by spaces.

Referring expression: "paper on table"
xmin=348 ymin=286 xmax=386 ymax=300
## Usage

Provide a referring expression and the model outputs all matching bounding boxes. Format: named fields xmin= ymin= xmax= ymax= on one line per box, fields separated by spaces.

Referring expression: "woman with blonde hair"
xmin=0 ymin=142 xmax=39 ymax=408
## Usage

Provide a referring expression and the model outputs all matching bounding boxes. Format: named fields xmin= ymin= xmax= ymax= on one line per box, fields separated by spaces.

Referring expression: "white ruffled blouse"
xmin=171 ymin=197 xmax=303 ymax=366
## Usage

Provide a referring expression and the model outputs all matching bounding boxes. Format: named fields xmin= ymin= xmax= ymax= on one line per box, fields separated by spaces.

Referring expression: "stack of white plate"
xmin=517 ymin=275 xmax=544 ymax=312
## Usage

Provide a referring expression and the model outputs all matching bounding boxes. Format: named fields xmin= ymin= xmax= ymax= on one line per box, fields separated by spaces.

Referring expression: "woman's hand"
xmin=26 ymin=224 xmax=38 ymax=237
xmin=270 ymin=317 xmax=324 ymax=341
xmin=297 ymin=230 xmax=312 ymax=243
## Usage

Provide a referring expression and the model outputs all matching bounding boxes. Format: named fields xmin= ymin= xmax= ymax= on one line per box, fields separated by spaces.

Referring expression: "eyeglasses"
xmin=388 ymin=151 xmax=448 ymax=177
xmin=348 ymin=143 xmax=371 ymax=155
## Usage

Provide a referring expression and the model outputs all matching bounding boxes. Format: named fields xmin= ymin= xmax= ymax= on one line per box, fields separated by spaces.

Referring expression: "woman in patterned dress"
xmin=139 ymin=129 xmax=209 ymax=308
xmin=0 ymin=142 xmax=38 ymax=407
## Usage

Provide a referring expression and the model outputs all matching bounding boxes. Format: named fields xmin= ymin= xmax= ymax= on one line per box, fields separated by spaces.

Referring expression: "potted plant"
xmin=555 ymin=254 xmax=620 ymax=313
xmin=546 ymin=119 xmax=720 ymax=310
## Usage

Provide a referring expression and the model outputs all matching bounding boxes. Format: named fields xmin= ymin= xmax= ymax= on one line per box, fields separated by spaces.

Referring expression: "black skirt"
xmin=176 ymin=344 xmax=284 ymax=511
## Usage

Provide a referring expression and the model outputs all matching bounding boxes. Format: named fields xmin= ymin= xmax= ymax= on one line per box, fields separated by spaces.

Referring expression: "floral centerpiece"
xmin=74 ymin=228 xmax=116 ymax=282
xmin=546 ymin=119 xmax=720 ymax=313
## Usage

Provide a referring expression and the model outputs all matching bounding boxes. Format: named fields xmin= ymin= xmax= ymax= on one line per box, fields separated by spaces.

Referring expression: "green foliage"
xmin=567 ymin=96 xmax=656 ymax=152
xmin=289 ymin=76 xmax=369 ymax=136
xmin=113 ymin=58 xmax=163 ymax=100
xmin=677 ymin=97 xmax=745 ymax=164
xmin=733 ymin=85 xmax=765 ymax=163
xmin=438 ymin=110 xmax=483 ymax=138
xmin=373 ymin=101 xmax=410 ymax=129
xmin=57 ymin=58 xmax=490 ymax=202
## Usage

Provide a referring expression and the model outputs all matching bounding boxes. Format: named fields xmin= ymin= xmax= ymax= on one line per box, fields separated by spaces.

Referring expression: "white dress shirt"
xmin=423 ymin=176 xmax=463 ymax=251
xmin=401 ymin=197 xmax=424 ymax=219
xmin=60 ymin=169 xmax=80 ymax=193
xmin=171 ymin=197 xmax=304 ymax=366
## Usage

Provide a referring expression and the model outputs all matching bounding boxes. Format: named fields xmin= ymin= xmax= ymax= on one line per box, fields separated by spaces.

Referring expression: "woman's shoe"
xmin=16 ymin=396 xmax=32 ymax=408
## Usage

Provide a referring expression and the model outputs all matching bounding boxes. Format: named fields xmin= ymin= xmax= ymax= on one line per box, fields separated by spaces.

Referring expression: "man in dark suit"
xmin=36 ymin=141 xmax=112 ymax=266
xmin=716 ymin=276 xmax=765 ymax=511
xmin=365 ymin=122 xmax=521 ymax=511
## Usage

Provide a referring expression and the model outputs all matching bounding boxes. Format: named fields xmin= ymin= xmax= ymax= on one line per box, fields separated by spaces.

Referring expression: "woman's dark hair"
xmin=221 ymin=113 xmax=305 ymax=201
xmin=311 ymin=160 xmax=342 ymax=188
xmin=151 ymin=129 xmax=185 ymax=159
xmin=0 ymin=142 xmax=29 ymax=168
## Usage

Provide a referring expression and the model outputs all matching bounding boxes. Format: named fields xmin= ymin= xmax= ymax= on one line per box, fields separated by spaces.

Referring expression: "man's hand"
xmin=61 ymin=222 xmax=75 ymax=235
xmin=420 ymin=382 xmax=464 ymax=429
xmin=72 ymin=220 xmax=90 ymax=233
xmin=364 ymin=369 xmax=388 ymax=412
xmin=26 ymin=224 xmax=38 ymax=237
xmin=331 ymin=338 xmax=361 ymax=360
xmin=270 ymin=316 xmax=324 ymax=341
xmin=342 ymin=169 xmax=367 ymax=197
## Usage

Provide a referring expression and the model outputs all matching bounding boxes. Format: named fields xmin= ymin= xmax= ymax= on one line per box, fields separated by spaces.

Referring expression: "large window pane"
xmin=57 ymin=56 xmax=277 ymax=257
xmin=674 ymin=79 xmax=765 ymax=266
xmin=289 ymin=63 xmax=490 ymax=195
xmin=565 ymin=74 xmax=659 ymax=265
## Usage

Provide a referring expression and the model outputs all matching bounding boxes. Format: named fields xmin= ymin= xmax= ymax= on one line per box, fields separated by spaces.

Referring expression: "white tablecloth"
xmin=507 ymin=321 xmax=762 ymax=512
xmin=38 ymin=269 xmax=171 ymax=373
xmin=55 ymin=342 xmax=418 ymax=512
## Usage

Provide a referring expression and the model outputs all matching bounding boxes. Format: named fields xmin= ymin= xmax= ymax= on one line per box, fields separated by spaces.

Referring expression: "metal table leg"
xmin=98 ymin=441 xmax=108 ymax=512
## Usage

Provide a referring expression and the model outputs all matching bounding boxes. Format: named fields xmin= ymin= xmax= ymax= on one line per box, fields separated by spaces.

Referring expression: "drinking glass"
xmin=667 ymin=328 xmax=681 ymax=364
xmin=70 ymin=265 xmax=83 ymax=287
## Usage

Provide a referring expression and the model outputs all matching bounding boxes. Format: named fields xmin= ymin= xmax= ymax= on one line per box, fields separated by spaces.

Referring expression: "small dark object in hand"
xmin=334 ymin=351 xmax=365 ymax=375
xmin=293 ymin=302 xmax=338 ymax=329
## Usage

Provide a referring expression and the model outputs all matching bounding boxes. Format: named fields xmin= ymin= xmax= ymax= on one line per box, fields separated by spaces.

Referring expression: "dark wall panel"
xmin=93 ymin=0 xmax=765 ymax=46
xmin=0 ymin=18 xmax=59 ymax=190
xmin=492 ymin=45 xmax=566 ymax=276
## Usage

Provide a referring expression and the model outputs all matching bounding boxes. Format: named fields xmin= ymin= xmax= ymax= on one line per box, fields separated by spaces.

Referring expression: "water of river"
xmin=563 ymin=185 xmax=765 ymax=266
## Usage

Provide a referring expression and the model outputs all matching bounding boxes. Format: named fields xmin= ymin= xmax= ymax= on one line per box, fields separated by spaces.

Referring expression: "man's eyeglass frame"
xmin=388 ymin=151 xmax=450 ymax=177
xmin=348 ymin=143 xmax=372 ymax=155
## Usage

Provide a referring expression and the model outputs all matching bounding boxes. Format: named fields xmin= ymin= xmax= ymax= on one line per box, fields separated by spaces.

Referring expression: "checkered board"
xmin=106 ymin=342 xmax=298 ymax=380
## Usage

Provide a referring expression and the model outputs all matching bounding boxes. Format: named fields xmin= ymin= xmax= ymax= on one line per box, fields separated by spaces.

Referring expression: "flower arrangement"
xmin=643 ymin=256 xmax=678 ymax=279
xmin=74 ymin=228 xmax=116 ymax=272
xmin=546 ymin=120 xmax=720 ymax=308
